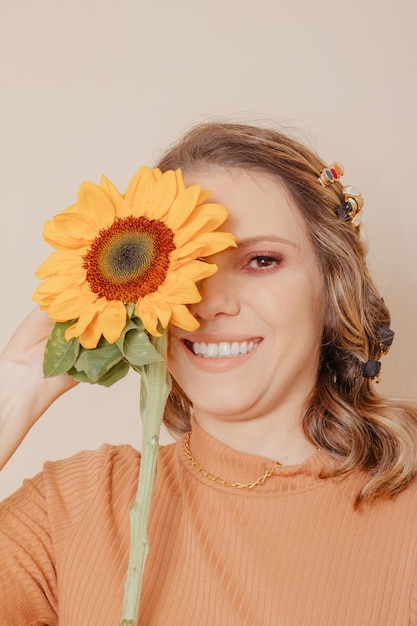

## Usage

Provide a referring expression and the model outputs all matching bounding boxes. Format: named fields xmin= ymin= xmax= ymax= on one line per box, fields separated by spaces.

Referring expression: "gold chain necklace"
xmin=183 ymin=431 xmax=282 ymax=490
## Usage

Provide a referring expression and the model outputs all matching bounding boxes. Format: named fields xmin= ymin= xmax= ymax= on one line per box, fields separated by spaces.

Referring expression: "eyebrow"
xmin=235 ymin=235 xmax=299 ymax=249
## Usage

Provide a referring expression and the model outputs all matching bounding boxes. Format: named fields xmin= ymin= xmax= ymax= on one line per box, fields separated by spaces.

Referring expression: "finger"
xmin=2 ymin=308 xmax=53 ymax=356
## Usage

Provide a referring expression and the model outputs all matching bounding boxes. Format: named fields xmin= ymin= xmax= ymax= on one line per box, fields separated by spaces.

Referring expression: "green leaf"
xmin=67 ymin=367 xmax=94 ymax=384
xmin=115 ymin=319 xmax=141 ymax=350
xmin=95 ymin=360 xmax=130 ymax=387
xmin=43 ymin=321 xmax=80 ymax=378
xmin=67 ymin=360 xmax=129 ymax=386
xmin=130 ymin=316 xmax=145 ymax=331
xmin=74 ymin=340 xmax=123 ymax=383
xmin=118 ymin=328 xmax=163 ymax=367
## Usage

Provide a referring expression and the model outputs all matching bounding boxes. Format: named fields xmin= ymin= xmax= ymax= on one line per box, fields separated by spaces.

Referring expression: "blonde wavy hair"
xmin=156 ymin=121 xmax=417 ymax=506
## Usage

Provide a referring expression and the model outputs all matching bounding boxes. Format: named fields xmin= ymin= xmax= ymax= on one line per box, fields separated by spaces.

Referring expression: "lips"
xmin=184 ymin=339 xmax=262 ymax=358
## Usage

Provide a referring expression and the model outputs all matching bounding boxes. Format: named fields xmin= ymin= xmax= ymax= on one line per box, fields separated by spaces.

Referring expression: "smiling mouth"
xmin=184 ymin=339 xmax=262 ymax=358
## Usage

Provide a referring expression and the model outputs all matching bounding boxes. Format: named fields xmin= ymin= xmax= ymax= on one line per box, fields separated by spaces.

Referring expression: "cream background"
xmin=0 ymin=0 xmax=416 ymax=499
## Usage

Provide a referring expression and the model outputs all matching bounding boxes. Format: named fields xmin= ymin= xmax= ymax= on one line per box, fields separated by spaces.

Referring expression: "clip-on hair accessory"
xmin=318 ymin=162 xmax=344 ymax=187
xmin=361 ymin=326 xmax=395 ymax=383
xmin=339 ymin=186 xmax=364 ymax=227
xmin=377 ymin=326 xmax=395 ymax=355
xmin=318 ymin=162 xmax=364 ymax=227
xmin=361 ymin=359 xmax=382 ymax=382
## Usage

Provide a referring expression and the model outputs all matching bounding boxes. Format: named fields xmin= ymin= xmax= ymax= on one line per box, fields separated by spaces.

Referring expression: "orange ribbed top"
xmin=1 ymin=418 xmax=417 ymax=625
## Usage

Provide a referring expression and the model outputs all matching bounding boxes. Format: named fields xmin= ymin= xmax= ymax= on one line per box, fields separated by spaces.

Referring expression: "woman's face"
xmin=168 ymin=168 xmax=325 ymax=431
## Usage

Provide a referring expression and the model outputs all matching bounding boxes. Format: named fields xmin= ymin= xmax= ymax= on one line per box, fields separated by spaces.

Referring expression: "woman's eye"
xmin=247 ymin=255 xmax=282 ymax=270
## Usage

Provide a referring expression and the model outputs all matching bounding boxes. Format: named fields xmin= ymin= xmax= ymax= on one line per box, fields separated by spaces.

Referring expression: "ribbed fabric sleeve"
xmin=1 ymin=419 xmax=417 ymax=625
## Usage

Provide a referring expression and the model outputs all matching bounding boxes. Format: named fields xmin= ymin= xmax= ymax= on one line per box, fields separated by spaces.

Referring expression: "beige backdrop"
xmin=1 ymin=0 xmax=416 ymax=499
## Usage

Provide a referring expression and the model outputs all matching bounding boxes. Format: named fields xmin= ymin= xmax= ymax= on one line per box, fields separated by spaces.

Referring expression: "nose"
xmin=190 ymin=267 xmax=240 ymax=321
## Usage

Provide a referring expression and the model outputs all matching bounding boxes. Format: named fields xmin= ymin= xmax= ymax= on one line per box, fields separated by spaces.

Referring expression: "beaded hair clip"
xmin=318 ymin=162 xmax=364 ymax=228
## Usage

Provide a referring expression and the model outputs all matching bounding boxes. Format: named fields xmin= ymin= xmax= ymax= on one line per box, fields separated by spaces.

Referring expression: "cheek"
xmin=269 ymin=272 xmax=323 ymax=322
xmin=298 ymin=266 xmax=325 ymax=327
xmin=282 ymin=277 xmax=325 ymax=345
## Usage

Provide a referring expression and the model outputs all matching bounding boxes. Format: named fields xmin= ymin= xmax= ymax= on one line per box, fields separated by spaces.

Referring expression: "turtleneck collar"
xmin=178 ymin=415 xmax=336 ymax=496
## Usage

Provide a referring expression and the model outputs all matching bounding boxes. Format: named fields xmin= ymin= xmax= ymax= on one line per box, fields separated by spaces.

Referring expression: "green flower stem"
xmin=120 ymin=332 xmax=170 ymax=626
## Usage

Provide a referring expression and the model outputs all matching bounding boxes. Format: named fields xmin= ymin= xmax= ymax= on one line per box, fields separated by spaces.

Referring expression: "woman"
xmin=1 ymin=122 xmax=417 ymax=625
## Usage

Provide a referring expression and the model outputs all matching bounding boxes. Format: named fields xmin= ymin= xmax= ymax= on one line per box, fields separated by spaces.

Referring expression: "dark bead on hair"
xmin=361 ymin=360 xmax=382 ymax=379
xmin=336 ymin=202 xmax=352 ymax=221
xmin=377 ymin=326 xmax=395 ymax=350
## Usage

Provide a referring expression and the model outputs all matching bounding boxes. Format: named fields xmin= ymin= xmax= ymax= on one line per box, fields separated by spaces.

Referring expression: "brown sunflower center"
xmin=83 ymin=216 xmax=175 ymax=302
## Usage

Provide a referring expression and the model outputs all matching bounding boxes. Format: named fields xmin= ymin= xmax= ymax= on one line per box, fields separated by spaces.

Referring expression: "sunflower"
xmin=33 ymin=166 xmax=236 ymax=349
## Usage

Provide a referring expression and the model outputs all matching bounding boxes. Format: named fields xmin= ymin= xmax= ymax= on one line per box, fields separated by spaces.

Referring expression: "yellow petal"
xmin=140 ymin=293 xmax=172 ymax=328
xmin=61 ymin=203 xmax=80 ymax=214
xmin=32 ymin=272 xmax=86 ymax=302
xmin=77 ymin=181 xmax=116 ymax=229
xmin=174 ymin=169 xmax=186 ymax=193
xmin=173 ymin=232 xmax=236 ymax=262
xmin=33 ymin=271 xmax=86 ymax=308
xmin=99 ymin=175 xmax=129 ymax=219
xmin=32 ymin=287 xmax=56 ymax=308
xmin=145 ymin=170 xmax=178 ymax=221
xmin=98 ymin=301 xmax=127 ymax=344
xmin=35 ymin=251 xmax=84 ymax=279
xmin=173 ymin=203 xmax=229 ymax=246
xmin=170 ymin=259 xmax=218 ymax=282
xmin=78 ymin=319 xmax=103 ymax=349
xmin=65 ymin=298 xmax=110 ymax=347
xmin=48 ymin=288 xmax=98 ymax=322
xmin=65 ymin=308 xmax=99 ymax=341
xmin=196 ymin=188 xmax=211 ymax=204
xmin=159 ymin=273 xmax=201 ymax=304
xmin=169 ymin=304 xmax=200 ymax=332
xmin=153 ymin=168 xmax=163 ymax=180
xmin=135 ymin=299 xmax=162 ymax=337
xmin=164 ymin=185 xmax=202 ymax=231
xmin=125 ymin=166 xmax=155 ymax=216
xmin=43 ymin=212 xmax=97 ymax=250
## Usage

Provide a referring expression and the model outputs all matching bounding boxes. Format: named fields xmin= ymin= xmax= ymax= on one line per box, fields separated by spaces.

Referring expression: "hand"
xmin=0 ymin=308 xmax=78 ymax=470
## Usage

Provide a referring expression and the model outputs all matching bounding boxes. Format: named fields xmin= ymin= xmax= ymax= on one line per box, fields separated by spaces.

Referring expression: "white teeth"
xmin=218 ymin=342 xmax=231 ymax=356
xmin=191 ymin=340 xmax=260 ymax=358
xmin=231 ymin=342 xmax=240 ymax=355
xmin=206 ymin=343 xmax=218 ymax=357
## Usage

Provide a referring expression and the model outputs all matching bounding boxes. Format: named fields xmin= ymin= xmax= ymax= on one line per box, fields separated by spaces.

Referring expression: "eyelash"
xmin=245 ymin=253 xmax=283 ymax=272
